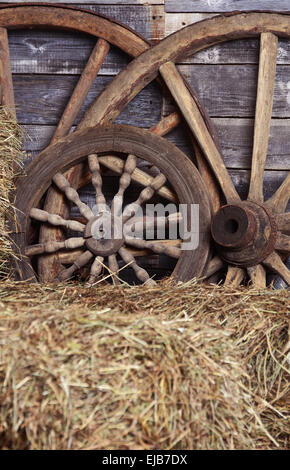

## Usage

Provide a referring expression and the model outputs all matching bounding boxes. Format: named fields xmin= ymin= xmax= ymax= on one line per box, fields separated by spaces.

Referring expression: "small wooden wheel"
xmin=11 ymin=125 xmax=212 ymax=285
xmin=61 ymin=11 xmax=288 ymax=288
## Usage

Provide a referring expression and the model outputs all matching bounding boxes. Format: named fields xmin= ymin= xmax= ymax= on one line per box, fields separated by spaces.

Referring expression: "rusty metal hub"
xmin=211 ymin=201 xmax=277 ymax=267
xmin=84 ymin=212 xmax=124 ymax=257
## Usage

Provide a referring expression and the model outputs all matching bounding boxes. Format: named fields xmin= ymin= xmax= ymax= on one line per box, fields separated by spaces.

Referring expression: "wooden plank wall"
xmin=2 ymin=0 xmax=290 ymax=202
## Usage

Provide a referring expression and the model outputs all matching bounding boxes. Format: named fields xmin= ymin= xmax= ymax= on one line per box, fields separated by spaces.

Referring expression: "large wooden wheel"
xmin=52 ymin=10 xmax=288 ymax=288
xmin=11 ymin=125 xmax=212 ymax=285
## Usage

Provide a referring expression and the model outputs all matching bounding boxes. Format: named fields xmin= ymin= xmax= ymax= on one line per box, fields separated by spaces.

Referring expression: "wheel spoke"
xmin=248 ymin=33 xmax=278 ymax=203
xmin=98 ymin=155 xmax=176 ymax=202
xmin=25 ymin=237 xmax=85 ymax=257
xmin=128 ymin=241 xmax=180 ymax=257
xmin=110 ymin=113 xmax=180 ymax=216
xmin=265 ymin=173 xmax=290 ymax=213
xmin=87 ymin=256 xmax=104 ymax=285
xmin=191 ymin=138 xmax=221 ymax=214
xmin=51 ymin=39 xmax=110 ymax=144
xmin=123 ymin=173 xmax=167 ymax=222
xmin=275 ymin=233 xmax=290 ymax=253
xmin=132 ymin=239 xmax=181 ymax=255
xmin=30 ymin=208 xmax=85 ymax=232
xmin=58 ymin=249 xmax=84 ymax=265
xmin=118 ymin=246 xmax=156 ymax=286
xmin=56 ymin=250 xmax=94 ymax=282
xmin=149 ymin=112 xmax=181 ymax=137
xmin=204 ymin=256 xmax=225 ymax=278
xmin=88 ymin=154 xmax=106 ymax=211
xmin=0 ymin=28 xmax=16 ymax=117
xmin=225 ymin=266 xmax=245 ymax=286
xmin=111 ymin=154 xmax=137 ymax=216
xmin=159 ymin=61 xmax=240 ymax=203
xmin=124 ymin=236 xmax=181 ymax=259
xmin=108 ymin=254 xmax=121 ymax=285
xmin=125 ymin=213 xmax=182 ymax=236
xmin=277 ymin=213 xmax=290 ymax=234
xmin=57 ymin=241 xmax=181 ymax=264
xmin=247 ymin=264 xmax=266 ymax=288
xmin=53 ymin=172 xmax=93 ymax=220
xmin=262 ymin=251 xmax=290 ymax=285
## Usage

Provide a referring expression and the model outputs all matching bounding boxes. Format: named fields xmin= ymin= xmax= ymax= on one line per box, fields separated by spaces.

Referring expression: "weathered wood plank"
xmin=9 ymin=25 xmax=290 ymax=74
xmin=22 ymin=118 xmax=290 ymax=171
xmin=13 ymin=74 xmax=162 ymax=126
xmin=217 ymin=118 xmax=290 ymax=170
xmin=163 ymin=64 xmax=290 ymax=118
xmin=10 ymin=11 xmax=290 ymax=74
xmin=7 ymin=4 xmax=164 ymax=75
xmin=166 ymin=14 xmax=290 ymax=65
xmin=8 ymin=30 xmax=129 ymax=75
xmin=77 ymin=4 xmax=165 ymax=43
xmin=229 ymin=169 xmax=289 ymax=207
xmin=165 ymin=13 xmax=214 ymax=36
xmin=8 ymin=12 xmax=290 ymax=74
xmin=2 ymin=0 xmax=164 ymax=3
xmin=165 ymin=1 xmax=290 ymax=13
xmin=165 ymin=118 xmax=290 ymax=171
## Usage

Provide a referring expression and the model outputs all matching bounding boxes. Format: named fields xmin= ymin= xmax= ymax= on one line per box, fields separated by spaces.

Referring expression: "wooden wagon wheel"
xmin=11 ymin=125 xmax=212 ymax=285
xmin=46 ymin=10 xmax=288 ymax=288
xmin=0 ymin=3 xmax=149 ymax=277
xmin=0 ymin=3 xmax=193 ymax=282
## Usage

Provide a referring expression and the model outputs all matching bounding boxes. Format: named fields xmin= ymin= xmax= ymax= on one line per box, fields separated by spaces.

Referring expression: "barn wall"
xmin=1 ymin=0 xmax=290 ymax=201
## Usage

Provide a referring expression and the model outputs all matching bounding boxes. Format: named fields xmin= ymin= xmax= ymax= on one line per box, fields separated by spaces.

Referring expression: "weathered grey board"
xmin=74 ymin=4 xmax=165 ymax=43
xmin=13 ymin=75 xmax=162 ymax=126
xmin=6 ymin=3 xmax=164 ymax=75
xmin=13 ymin=66 xmax=290 ymax=125
xmin=1 ymin=0 xmax=164 ymax=4
xmin=229 ymin=170 xmax=289 ymax=209
xmin=8 ymin=30 xmax=129 ymax=75
xmin=165 ymin=118 xmax=290 ymax=171
xmin=163 ymin=64 xmax=290 ymax=118
xmin=9 ymin=23 xmax=290 ymax=75
xmin=165 ymin=1 xmax=290 ymax=13
xmin=23 ymin=117 xmax=290 ymax=171
xmin=4 ymin=4 xmax=164 ymax=47
xmin=184 ymin=38 xmax=290 ymax=65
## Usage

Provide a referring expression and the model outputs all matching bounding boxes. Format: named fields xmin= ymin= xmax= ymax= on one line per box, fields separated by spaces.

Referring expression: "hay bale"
xmin=0 ymin=106 xmax=288 ymax=449
xmin=0 ymin=281 xmax=288 ymax=450
xmin=0 ymin=107 xmax=24 ymax=278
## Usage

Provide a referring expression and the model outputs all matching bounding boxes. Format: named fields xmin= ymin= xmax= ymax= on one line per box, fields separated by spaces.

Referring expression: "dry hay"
xmin=0 ymin=107 xmax=24 ymax=278
xmin=0 ymin=280 xmax=289 ymax=450
xmin=0 ymin=107 xmax=288 ymax=449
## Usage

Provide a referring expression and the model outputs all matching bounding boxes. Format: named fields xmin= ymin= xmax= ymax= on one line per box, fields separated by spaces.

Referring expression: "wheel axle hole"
xmin=225 ymin=218 xmax=239 ymax=234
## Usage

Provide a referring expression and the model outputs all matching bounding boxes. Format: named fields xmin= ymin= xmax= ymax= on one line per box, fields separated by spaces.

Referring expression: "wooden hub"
xmin=84 ymin=212 xmax=124 ymax=257
xmin=211 ymin=202 xmax=277 ymax=267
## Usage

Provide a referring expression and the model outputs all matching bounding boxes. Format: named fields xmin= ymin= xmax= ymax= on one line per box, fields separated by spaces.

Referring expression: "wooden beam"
xmin=0 ymin=27 xmax=15 ymax=117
